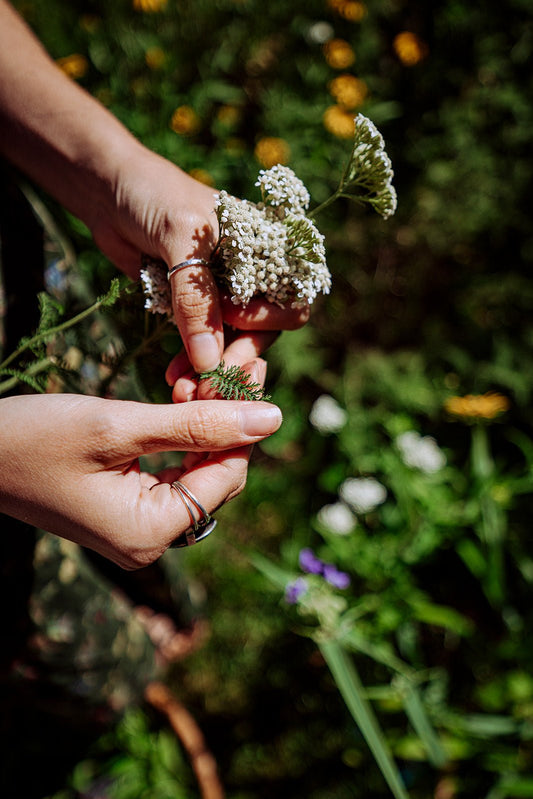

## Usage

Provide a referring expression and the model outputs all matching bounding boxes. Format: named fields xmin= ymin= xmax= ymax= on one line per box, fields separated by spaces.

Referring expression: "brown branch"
xmin=145 ymin=681 xmax=225 ymax=799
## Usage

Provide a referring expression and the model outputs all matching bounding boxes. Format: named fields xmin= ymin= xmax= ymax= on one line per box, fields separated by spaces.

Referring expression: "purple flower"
xmin=299 ymin=547 xmax=324 ymax=575
xmin=322 ymin=564 xmax=351 ymax=590
xmin=297 ymin=547 xmax=351 ymax=592
xmin=284 ymin=578 xmax=308 ymax=605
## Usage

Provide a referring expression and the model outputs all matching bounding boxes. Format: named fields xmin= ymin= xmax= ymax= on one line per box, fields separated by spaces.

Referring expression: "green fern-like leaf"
xmin=198 ymin=361 xmax=270 ymax=401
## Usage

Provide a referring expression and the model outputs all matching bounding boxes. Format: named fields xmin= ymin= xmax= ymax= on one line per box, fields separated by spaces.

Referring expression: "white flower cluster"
xmin=140 ymin=258 xmax=173 ymax=318
xmin=255 ymin=165 xmax=310 ymax=213
xmin=317 ymin=502 xmax=357 ymax=536
xmin=343 ymin=114 xmax=397 ymax=219
xmin=339 ymin=477 xmax=387 ymax=514
xmin=309 ymin=394 xmax=348 ymax=434
xmin=396 ymin=430 xmax=446 ymax=474
xmin=215 ymin=165 xmax=331 ymax=308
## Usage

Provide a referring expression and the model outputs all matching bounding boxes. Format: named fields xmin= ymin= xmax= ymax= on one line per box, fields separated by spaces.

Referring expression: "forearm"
xmin=0 ymin=0 xmax=142 ymax=230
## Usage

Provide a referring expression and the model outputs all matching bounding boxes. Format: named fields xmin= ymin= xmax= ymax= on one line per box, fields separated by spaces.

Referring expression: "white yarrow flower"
xmin=309 ymin=394 xmax=348 ymax=434
xmin=396 ymin=431 xmax=446 ymax=474
xmin=317 ymin=502 xmax=357 ymax=535
xmin=215 ymin=165 xmax=331 ymax=308
xmin=140 ymin=259 xmax=173 ymax=317
xmin=339 ymin=477 xmax=387 ymax=514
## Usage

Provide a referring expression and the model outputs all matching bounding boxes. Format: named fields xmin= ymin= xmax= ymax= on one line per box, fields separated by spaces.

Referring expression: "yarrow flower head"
xmin=140 ymin=256 xmax=173 ymax=318
xmin=396 ymin=430 xmax=446 ymax=474
xmin=317 ymin=502 xmax=357 ymax=535
xmin=309 ymin=394 xmax=348 ymax=434
xmin=214 ymin=165 xmax=331 ymax=308
xmin=339 ymin=476 xmax=387 ymax=514
xmin=340 ymin=114 xmax=397 ymax=219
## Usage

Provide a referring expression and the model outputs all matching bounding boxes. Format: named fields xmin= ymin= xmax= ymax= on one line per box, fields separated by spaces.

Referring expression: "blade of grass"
xmin=319 ymin=638 xmax=410 ymax=799
xmin=400 ymin=680 xmax=447 ymax=768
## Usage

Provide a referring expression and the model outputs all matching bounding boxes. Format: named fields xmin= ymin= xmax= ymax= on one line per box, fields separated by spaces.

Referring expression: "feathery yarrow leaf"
xmin=199 ymin=361 xmax=271 ymax=401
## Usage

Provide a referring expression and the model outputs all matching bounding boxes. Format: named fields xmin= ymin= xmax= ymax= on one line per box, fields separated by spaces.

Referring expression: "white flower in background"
xmin=317 ymin=502 xmax=357 ymax=535
xmin=339 ymin=477 xmax=387 ymax=514
xmin=396 ymin=431 xmax=446 ymax=474
xmin=140 ymin=257 xmax=173 ymax=317
xmin=309 ymin=394 xmax=348 ymax=434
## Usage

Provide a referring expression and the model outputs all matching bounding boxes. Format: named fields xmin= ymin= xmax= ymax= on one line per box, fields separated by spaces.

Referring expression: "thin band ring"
xmin=167 ymin=258 xmax=210 ymax=280
xmin=169 ymin=480 xmax=217 ymax=548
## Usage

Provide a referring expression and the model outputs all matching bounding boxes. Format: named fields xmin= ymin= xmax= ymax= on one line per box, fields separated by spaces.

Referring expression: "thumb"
xmin=98 ymin=399 xmax=282 ymax=465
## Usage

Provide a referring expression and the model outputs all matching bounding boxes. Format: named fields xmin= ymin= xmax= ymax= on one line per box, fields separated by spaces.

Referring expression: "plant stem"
xmin=0 ymin=356 xmax=56 ymax=394
xmin=0 ymin=294 xmax=113 ymax=371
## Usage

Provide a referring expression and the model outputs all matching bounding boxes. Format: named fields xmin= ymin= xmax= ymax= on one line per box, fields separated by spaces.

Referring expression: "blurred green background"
xmin=7 ymin=0 xmax=533 ymax=797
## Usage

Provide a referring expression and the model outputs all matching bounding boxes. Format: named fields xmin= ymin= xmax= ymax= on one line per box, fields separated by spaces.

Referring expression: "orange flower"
xmin=393 ymin=31 xmax=428 ymax=66
xmin=444 ymin=392 xmax=510 ymax=420
xmin=327 ymin=0 xmax=366 ymax=21
xmin=254 ymin=137 xmax=290 ymax=168
xmin=56 ymin=54 xmax=88 ymax=80
xmin=145 ymin=46 xmax=166 ymax=70
xmin=323 ymin=105 xmax=355 ymax=138
xmin=170 ymin=106 xmax=200 ymax=135
xmin=328 ymin=74 xmax=367 ymax=109
xmin=133 ymin=0 xmax=168 ymax=11
xmin=323 ymin=39 xmax=356 ymax=70
xmin=340 ymin=1 xmax=367 ymax=22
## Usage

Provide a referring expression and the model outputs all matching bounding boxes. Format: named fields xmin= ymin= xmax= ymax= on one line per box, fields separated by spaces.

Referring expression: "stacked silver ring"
xmin=170 ymin=480 xmax=217 ymax=548
xmin=167 ymin=257 xmax=210 ymax=280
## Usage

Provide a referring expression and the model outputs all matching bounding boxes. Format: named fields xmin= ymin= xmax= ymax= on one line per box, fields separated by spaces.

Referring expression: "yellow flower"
xmin=254 ymin=137 xmax=290 ymax=168
xmin=56 ymin=54 xmax=88 ymax=80
xmin=133 ymin=0 xmax=168 ymax=11
xmin=323 ymin=39 xmax=356 ymax=70
xmin=444 ymin=392 xmax=510 ymax=420
xmin=170 ymin=106 xmax=200 ymax=135
xmin=323 ymin=105 xmax=355 ymax=138
xmin=340 ymin=2 xmax=367 ymax=22
xmin=189 ymin=168 xmax=215 ymax=187
xmin=328 ymin=74 xmax=367 ymax=109
xmin=393 ymin=31 xmax=428 ymax=66
xmin=145 ymin=46 xmax=166 ymax=70
xmin=327 ymin=0 xmax=366 ymax=21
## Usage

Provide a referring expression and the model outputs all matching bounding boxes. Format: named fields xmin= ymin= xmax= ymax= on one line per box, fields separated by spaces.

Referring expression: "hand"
xmin=90 ymin=145 xmax=309 ymax=376
xmin=0 ymin=364 xmax=280 ymax=570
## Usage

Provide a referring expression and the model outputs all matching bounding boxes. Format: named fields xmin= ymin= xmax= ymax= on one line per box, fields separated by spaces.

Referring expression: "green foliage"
xmin=46 ymin=708 xmax=194 ymax=799
xmin=199 ymin=360 xmax=271 ymax=401
xmin=9 ymin=0 xmax=533 ymax=796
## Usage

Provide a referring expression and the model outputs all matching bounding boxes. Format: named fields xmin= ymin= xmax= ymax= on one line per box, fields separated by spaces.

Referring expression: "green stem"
xmin=307 ymin=190 xmax=342 ymax=219
xmin=0 ymin=356 xmax=56 ymax=394
xmin=0 ymin=294 xmax=113 ymax=371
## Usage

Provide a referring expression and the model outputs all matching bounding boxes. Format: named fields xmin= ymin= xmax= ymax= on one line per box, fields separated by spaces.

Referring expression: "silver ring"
xmin=169 ymin=480 xmax=217 ymax=548
xmin=167 ymin=258 xmax=210 ymax=280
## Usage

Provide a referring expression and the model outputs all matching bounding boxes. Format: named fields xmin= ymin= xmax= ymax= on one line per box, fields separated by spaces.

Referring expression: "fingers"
xmin=169 ymin=262 xmax=224 ymax=374
xmin=220 ymin=292 xmax=310 ymax=330
xmin=96 ymin=398 xmax=282 ymax=464
xmin=167 ymin=331 xmax=278 ymax=403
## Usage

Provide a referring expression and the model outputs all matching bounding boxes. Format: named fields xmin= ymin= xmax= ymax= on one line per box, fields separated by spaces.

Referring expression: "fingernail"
xmin=239 ymin=404 xmax=282 ymax=437
xmin=188 ymin=333 xmax=220 ymax=373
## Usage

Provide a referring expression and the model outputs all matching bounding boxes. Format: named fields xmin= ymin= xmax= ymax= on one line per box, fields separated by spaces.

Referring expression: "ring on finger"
xmin=167 ymin=258 xmax=210 ymax=280
xmin=169 ymin=480 xmax=217 ymax=548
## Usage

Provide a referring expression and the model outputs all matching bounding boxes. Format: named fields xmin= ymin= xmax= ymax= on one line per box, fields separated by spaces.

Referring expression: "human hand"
xmin=0 ymin=365 xmax=280 ymax=569
xmin=88 ymin=144 xmax=309 ymax=376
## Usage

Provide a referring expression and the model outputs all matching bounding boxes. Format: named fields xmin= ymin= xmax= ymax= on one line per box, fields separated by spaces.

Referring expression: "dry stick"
xmin=145 ymin=682 xmax=225 ymax=799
